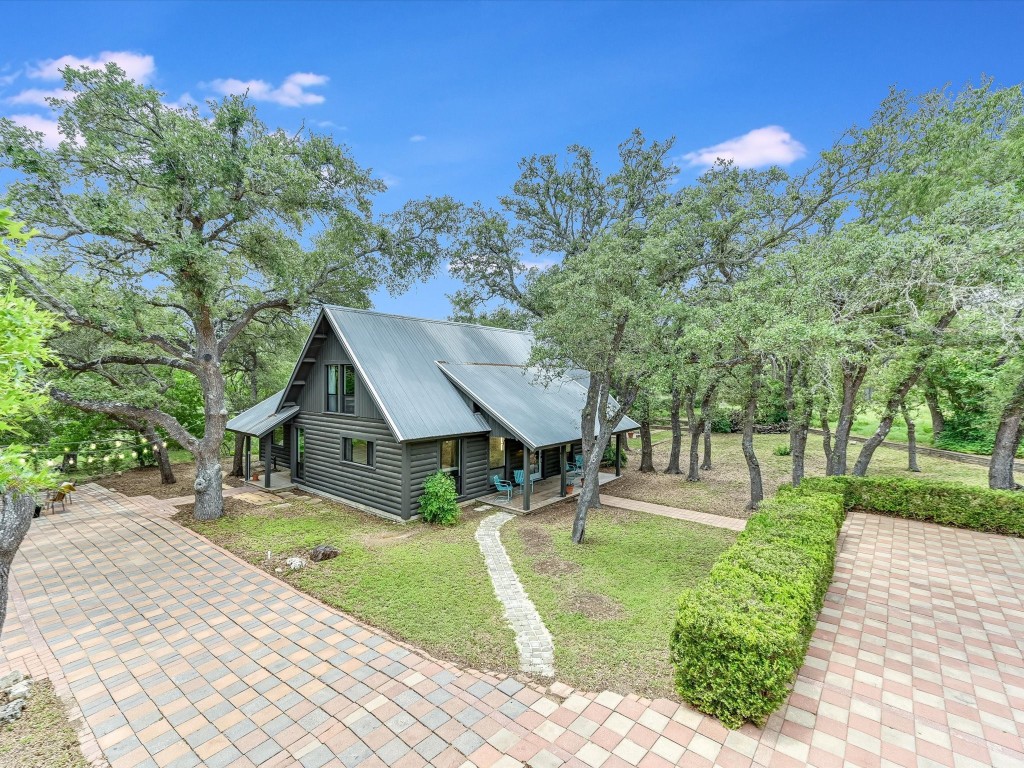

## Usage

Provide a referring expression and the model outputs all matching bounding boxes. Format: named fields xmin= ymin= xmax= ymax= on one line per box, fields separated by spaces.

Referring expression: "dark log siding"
xmin=462 ymin=435 xmax=490 ymax=499
xmin=541 ymin=446 xmax=561 ymax=478
xmin=406 ymin=440 xmax=439 ymax=516
xmin=293 ymin=413 xmax=403 ymax=517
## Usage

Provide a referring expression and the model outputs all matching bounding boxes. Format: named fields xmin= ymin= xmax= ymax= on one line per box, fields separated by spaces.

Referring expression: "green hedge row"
xmin=799 ymin=475 xmax=1024 ymax=537
xmin=670 ymin=486 xmax=845 ymax=728
xmin=671 ymin=474 xmax=1023 ymax=728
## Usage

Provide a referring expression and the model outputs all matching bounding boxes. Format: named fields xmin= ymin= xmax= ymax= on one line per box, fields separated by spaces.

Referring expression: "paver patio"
xmin=1 ymin=483 xmax=1023 ymax=767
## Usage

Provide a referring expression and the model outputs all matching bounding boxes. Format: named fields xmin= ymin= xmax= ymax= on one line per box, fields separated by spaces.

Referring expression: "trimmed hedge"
xmin=670 ymin=486 xmax=844 ymax=728
xmin=799 ymin=475 xmax=1024 ymax=537
xmin=672 ymin=474 xmax=1023 ymax=728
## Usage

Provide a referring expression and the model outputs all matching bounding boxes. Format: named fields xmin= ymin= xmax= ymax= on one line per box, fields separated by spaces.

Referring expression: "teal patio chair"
xmin=513 ymin=469 xmax=534 ymax=494
xmin=492 ymin=474 xmax=514 ymax=501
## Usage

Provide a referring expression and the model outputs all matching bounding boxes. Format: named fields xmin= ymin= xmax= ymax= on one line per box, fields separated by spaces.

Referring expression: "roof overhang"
xmin=226 ymin=390 xmax=299 ymax=437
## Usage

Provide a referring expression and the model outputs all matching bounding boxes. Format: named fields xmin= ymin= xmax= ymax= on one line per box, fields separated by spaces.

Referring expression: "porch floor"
xmin=243 ymin=470 xmax=296 ymax=491
xmin=481 ymin=471 xmax=621 ymax=513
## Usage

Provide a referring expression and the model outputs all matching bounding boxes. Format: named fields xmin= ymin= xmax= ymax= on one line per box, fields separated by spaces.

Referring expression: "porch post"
xmin=264 ymin=436 xmax=272 ymax=489
xmin=245 ymin=436 xmax=251 ymax=481
xmin=615 ymin=433 xmax=623 ymax=477
xmin=559 ymin=445 xmax=567 ymax=497
xmin=523 ymin=447 xmax=531 ymax=511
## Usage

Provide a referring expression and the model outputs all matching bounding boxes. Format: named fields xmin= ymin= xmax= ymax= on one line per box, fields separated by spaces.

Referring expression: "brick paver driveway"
xmin=2 ymin=484 xmax=1023 ymax=768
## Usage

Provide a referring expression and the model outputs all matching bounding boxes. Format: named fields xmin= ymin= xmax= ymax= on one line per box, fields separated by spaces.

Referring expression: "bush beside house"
xmin=420 ymin=471 xmax=460 ymax=525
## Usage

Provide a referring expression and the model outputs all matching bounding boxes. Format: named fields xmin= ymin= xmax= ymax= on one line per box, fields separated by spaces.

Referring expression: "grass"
xmin=0 ymin=681 xmax=89 ymax=768
xmin=611 ymin=431 xmax=989 ymax=518
xmin=179 ymin=496 xmax=518 ymax=674
xmin=504 ymin=505 xmax=735 ymax=698
xmin=848 ymin=405 xmax=933 ymax=445
xmin=626 ymin=429 xmax=671 ymax=450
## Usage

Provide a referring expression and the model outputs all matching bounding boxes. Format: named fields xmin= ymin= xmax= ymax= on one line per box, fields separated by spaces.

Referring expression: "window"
xmin=488 ymin=437 xmax=505 ymax=471
xmin=343 ymin=437 xmax=374 ymax=467
xmin=326 ymin=364 xmax=356 ymax=414
xmin=439 ymin=438 xmax=461 ymax=494
xmin=272 ymin=426 xmax=284 ymax=446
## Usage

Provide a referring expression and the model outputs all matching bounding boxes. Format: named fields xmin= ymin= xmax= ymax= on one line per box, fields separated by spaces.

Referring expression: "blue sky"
xmin=3 ymin=0 xmax=1020 ymax=319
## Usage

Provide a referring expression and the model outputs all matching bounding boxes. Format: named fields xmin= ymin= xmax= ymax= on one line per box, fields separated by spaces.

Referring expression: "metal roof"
xmin=226 ymin=390 xmax=299 ymax=437
xmin=437 ymin=362 xmax=639 ymax=450
xmin=324 ymin=306 xmax=535 ymax=442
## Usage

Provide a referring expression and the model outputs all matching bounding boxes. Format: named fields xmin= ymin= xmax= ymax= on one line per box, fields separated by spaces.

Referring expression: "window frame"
xmin=326 ymin=363 xmax=356 ymax=414
xmin=342 ymin=436 xmax=375 ymax=468
xmin=439 ymin=437 xmax=462 ymax=495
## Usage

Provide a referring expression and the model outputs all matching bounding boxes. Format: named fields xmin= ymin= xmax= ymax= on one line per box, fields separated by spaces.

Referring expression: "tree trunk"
xmin=141 ymin=423 xmax=175 ymax=485
xmin=701 ymin=415 xmax=712 ymax=470
xmin=192 ymin=446 xmax=224 ymax=520
xmin=923 ymin=377 xmax=945 ymax=442
xmin=903 ymin=404 xmax=921 ymax=472
xmin=684 ymin=387 xmax=702 ymax=482
xmin=230 ymin=432 xmax=246 ymax=477
xmin=820 ymin=408 xmax=833 ymax=464
xmin=787 ymin=362 xmax=812 ymax=487
xmin=989 ymin=376 xmax=1024 ymax=490
xmin=572 ymin=379 xmax=603 ymax=543
xmin=638 ymin=420 xmax=655 ymax=472
xmin=742 ymin=360 xmax=764 ymax=510
xmin=852 ymin=311 xmax=956 ymax=477
xmin=664 ymin=379 xmax=683 ymax=475
xmin=0 ymin=491 xmax=34 ymax=636
xmin=827 ymin=361 xmax=867 ymax=476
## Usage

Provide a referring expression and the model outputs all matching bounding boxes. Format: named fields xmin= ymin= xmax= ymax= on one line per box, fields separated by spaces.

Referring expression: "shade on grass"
xmin=504 ymin=507 xmax=736 ymax=698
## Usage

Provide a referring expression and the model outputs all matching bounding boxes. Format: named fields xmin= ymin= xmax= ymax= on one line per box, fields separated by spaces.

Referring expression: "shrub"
xmin=773 ymin=443 xmax=791 ymax=456
xmin=709 ymin=407 xmax=742 ymax=433
xmin=798 ymin=475 xmax=1024 ymax=537
xmin=420 ymin=471 xmax=460 ymax=525
xmin=602 ymin=443 xmax=628 ymax=467
xmin=670 ymin=487 xmax=844 ymax=727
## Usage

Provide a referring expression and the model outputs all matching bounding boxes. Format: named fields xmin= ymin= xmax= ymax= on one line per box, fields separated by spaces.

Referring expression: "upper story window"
xmin=326 ymin=364 xmax=356 ymax=414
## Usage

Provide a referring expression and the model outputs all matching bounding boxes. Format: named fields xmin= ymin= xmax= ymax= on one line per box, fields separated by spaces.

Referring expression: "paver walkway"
xmin=2 ymin=484 xmax=1023 ymax=768
xmin=475 ymin=512 xmax=555 ymax=678
xmin=600 ymin=495 xmax=747 ymax=531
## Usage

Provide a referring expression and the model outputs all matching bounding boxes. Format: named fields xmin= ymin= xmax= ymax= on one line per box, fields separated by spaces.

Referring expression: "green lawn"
xmin=626 ymin=429 xmax=671 ymax=450
xmin=849 ymin=405 xmax=933 ymax=445
xmin=504 ymin=506 xmax=735 ymax=698
xmin=180 ymin=497 xmax=518 ymax=674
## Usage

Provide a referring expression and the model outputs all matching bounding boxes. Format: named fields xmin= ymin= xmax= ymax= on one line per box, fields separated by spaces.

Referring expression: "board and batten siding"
xmin=296 ymin=330 xmax=385 ymax=422
xmin=293 ymin=412 xmax=403 ymax=518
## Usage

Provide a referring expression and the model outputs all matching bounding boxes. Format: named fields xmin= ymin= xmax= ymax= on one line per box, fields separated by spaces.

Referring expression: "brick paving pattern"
xmin=475 ymin=511 xmax=555 ymax=678
xmin=0 ymin=483 xmax=1022 ymax=767
xmin=599 ymin=495 xmax=747 ymax=531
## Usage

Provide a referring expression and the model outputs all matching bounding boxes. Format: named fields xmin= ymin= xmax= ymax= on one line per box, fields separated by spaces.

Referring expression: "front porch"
xmin=483 ymin=471 xmax=621 ymax=513
xmin=242 ymin=470 xmax=296 ymax=491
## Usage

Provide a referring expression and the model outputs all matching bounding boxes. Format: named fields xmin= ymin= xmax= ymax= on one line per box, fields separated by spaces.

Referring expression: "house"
xmin=226 ymin=306 xmax=639 ymax=519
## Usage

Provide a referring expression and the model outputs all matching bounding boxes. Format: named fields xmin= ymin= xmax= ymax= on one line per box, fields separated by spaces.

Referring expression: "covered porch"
xmin=242 ymin=470 xmax=296 ymax=491
xmin=225 ymin=390 xmax=300 ymax=492
xmin=484 ymin=471 xmax=621 ymax=513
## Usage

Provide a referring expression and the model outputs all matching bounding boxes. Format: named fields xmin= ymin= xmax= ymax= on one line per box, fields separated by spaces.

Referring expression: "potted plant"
xmin=565 ymin=480 xmax=575 ymax=493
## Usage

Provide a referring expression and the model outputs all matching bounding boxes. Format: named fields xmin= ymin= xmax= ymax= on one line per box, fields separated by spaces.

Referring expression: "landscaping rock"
xmin=286 ymin=557 xmax=306 ymax=570
xmin=310 ymin=544 xmax=340 ymax=562
xmin=0 ymin=670 xmax=24 ymax=690
xmin=0 ymin=698 xmax=26 ymax=725
xmin=7 ymin=679 xmax=33 ymax=700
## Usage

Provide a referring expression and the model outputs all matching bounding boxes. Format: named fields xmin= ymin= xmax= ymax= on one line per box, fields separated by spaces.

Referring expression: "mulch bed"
xmin=97 ymin=462 xmax=242 ymax=499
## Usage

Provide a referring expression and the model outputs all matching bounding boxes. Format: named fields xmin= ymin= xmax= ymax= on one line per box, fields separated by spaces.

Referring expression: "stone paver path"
xmin=600 ymin=495 xmax=747 ymax=531
xmin=2 ymin=484 xmax=1023 ymax=768
xmin=475 ymin=512 xmax=555 ymax=678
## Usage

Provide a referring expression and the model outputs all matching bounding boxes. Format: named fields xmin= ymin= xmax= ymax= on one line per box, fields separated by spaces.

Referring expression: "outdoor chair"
xmin=513 ymin=469 xmax=534 ymax=493
xmin=46 ymin=481 xmax=76 ymax=514
xmin=573 ymin=455 xmax=585 ymax=473
xmin=492 ymin=474 xmax=514 ymax=501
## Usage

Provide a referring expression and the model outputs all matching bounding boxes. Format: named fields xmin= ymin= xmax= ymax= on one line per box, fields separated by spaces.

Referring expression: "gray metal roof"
xmin=226 ymin=390 xmax=299 ymax=436
xmin=437 ymin=362 xmax=639 ymax=450
xmin=324 ymin=306 xmax=536 ymax=442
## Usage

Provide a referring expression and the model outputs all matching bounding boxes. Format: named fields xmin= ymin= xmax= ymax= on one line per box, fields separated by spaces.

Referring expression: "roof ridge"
xmin=324 ymin=305 xmax=534 ymax=335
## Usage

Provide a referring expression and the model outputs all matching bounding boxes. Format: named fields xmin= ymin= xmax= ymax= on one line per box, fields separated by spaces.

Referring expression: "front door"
xmin=293 ymin=426 xmax=305 ymax=481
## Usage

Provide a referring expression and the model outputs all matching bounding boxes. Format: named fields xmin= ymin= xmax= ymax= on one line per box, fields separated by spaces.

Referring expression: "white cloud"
xmin=682 ymin=126 xmax=806 ymax=169
xmin=9 ymin=114 xmax=62 ymax=148
xmin=203 ymin=72 xmax=328 ymax=107
xmin=28 ymin=51 xmax=155 ymax=83
xmin=380 ymin=172 xmax=400 ymax=188
xmin=163 ymin=92 xmax=196 ymax=109
xmin=409 ymin=134 xmax=426 ymax=142
xmin=0 ymin=70 xmax=21 ymax=87
xmin=6 ymin=87 xmax=69 ymax=106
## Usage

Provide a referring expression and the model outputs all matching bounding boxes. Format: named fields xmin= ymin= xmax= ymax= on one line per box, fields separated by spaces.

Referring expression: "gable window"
xmin=326 ymin=364 xmax=356 ymax=414
xmin=439 ymin=438 xmax=462 ymax=494
xmin=343 ymin=437 xmax=374 ymax=467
